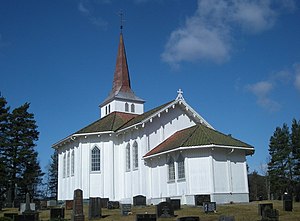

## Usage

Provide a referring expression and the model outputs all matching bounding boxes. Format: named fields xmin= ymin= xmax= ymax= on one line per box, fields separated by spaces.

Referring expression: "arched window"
xmin=168 ymin=157 xmax=175 ymax=181
xmin=125 ymin=103 xmax=129 ymax=112
xmin=67 ymin=152 xmax=70 ymax=177
xmin=132 ymin=141 xmax=138 ymax=169
xmin=177 ymin=154 xmax=185 ymax=180
xmin=91 ymin=146 xmax=101 ymax=172
xmin=108 ymin=104 xmax=111 ymax=113
xmin=131 ymin=104 xmax=135 ymax=113
xmin=105 ymin=106 xmax=108 ymax=115
xmin=126 ymin=143 xmax=130 ymax=171
xmin=71 ymin=150 xmax=75 ymax=176
xmin=63 ymin=154 xmax=66 ymax=178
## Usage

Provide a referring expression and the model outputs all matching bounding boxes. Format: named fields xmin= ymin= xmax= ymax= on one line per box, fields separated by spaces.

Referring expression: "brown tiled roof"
xmin=75 ymin=112 xmax=137 ymax=134
xmin=144 ymin=124 xmax=254 ymax=157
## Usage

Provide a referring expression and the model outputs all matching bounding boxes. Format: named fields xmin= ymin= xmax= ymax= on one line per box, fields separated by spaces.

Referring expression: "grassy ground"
xmin=1 ymin=200 xmax=300 ymax=221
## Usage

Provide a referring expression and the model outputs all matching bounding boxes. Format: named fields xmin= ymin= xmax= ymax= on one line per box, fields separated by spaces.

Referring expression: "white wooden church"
xmin=53 ymin=32 xmax=254 ymax=205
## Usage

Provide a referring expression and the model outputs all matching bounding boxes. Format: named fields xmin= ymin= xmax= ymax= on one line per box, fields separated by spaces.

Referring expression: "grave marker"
xmin=156 ymin=201 xmax=174 ymax=218
xmin=89 ymin=197 xmax=102 ymax=219
xmin=121 ymin=203 xmax=132 ymax=216
xmin=258 ymin=203 xmax=273 ymax=216
xmin=66 ymin=200 xmax=73 ymax=210
xmin=71 ymin=189 xmax=85 ymax=221
xmin=133 ymin=195 xmax=146 ymax=206
xmin=171 ymin=199 xmax=181 ymax=210
xmin=283 ymin=193 xmax=293 ymax=211
xmin=203 ymin=202 xmax=216 ymax=213
xmin=107 ymin=201 xmax=119 ymax=209
xmin=50 ymin=208 xmax=65 ymax=220
xmin=100 ymin=198 xmax=109 ymax=208
xmin=194 ymin=194 xmax=210 ymax=206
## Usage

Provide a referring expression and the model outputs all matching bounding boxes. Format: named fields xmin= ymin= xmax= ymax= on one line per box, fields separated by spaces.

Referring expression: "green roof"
xmin=144 ymin=124 xmax=254 ymax=157
xmin=75 ymin=112 xmax=137 ymax=134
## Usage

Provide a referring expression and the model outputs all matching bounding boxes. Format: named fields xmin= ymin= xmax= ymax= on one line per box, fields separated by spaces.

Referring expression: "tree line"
xmin=249 ymin=118 xmax=300 ymax=201
xmin=0 ymin=96 xmax=44 ymax=206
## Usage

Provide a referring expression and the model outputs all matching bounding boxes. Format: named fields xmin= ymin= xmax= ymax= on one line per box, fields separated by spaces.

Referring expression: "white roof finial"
xmin=176 ymin=88 xmax=184 ymax=100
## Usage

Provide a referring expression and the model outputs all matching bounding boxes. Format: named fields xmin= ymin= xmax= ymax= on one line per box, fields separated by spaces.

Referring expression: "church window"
xmin=71 ymin=150 xmax=75 ymax=176
xmin=91 ymin=146 xmax=101 ymax=172
xmin=125 ymin=103 xmax=129 ymax=112
xmin=105 ymin=106 xmax=108 ymax=115
xmin=132 ymin=141 xmax=138 ymax=169
xmin=63 ymin=154 xmax=66 ymax=178
xmin=108 ymin=104 xmax=111 ymax=113
xmin=168 ymin=157 xmax=175 ymax=181
xmin=126 ymin=143 xmax=130 ymax=171
xmin=67 ymin=152 xmax=70 ymax=177
xmin=177 ymin=155 xmax=185 ymax=180
xmin=131 ymin=104 xmax=135 ymax=113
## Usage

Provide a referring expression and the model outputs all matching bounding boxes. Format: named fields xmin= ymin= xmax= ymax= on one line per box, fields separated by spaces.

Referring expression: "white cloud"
xmin=161 ymin=0 xmax=295 ymax=66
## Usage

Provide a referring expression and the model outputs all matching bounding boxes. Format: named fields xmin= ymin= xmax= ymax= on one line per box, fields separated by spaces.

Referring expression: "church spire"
xmin=111 ymin=33 xmax=131 ymax=95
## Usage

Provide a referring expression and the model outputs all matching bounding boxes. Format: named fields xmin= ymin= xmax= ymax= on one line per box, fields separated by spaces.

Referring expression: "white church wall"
xmin=213 ymin=149 xmax=230 ymax=193
xmin=230 ymin=150 xmax=248 ymax=193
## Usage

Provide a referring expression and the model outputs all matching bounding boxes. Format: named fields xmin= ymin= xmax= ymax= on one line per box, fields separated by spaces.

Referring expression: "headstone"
xmin=219 ymin=215 xmax=235 ymax=221
xmin=133 ymin=195 xmax=147 ymax=206
xmin=100 ymin=198 xmax=109 ymax=208
xmin=203 ymin=202 xmax=216 ymax=213
xmin=20 ymin=203 xmax=36 ymax=213
xmin=261 ymin=209 xmax=279 ymax=221
xmin=89 ymin=197 xmax=102 ymax=219
xmin=40 ymin=200 xmax=47 ymax=210
xmin=170 ymin=199 xmax=181 ymax=210
xmin=47 ymin=200 xmax=57 ymax=208
xmin=258 ymin=203 xmax=273 ymax=216
xmin=23 ymin=193 xmax=34 ymax=213
xmin=107 ymin=201 xmax=119 ymax=209
xmin=50 ymin=208 xmax=65 ymax=220
xmin=121 ymin=203 xmax=132 ymax=216
xmin=136 ymin=214 xmax=156 ymax=221
xmin=22 ymin=193 xmax=39 ymax=221
xmin=156 ymin=201 xmax=174 ymax=218
xmin=194 ymin=194 xmax=210 ymax=206
xmin=66 ymin=200 xmax=73 ymax=210
xmin=71 ymin=189 xmax=85 ymax=221
xmin=283 ymin=193 xmax=293 ymax=211
xmin=177 ymin=216 xmax=200 ymax=221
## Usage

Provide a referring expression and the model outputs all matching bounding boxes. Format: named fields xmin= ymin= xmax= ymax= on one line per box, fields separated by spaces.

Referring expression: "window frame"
xmin=91 ymin=146 xmax=101 ymax=172
xmin=126 ymin=143 xmax=131 ymax=171
xmin=132 ymin=141 xmax=138 ymax=170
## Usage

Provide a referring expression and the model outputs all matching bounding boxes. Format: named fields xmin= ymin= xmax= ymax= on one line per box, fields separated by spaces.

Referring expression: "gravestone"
xmin=177 ymin=216 xmax=200 ymax=221
xmin=22 ymin=193 xmax=39 ymax=221
xmin=100 ymin=198 xmax=109 ymax=208
xmin=89 ymin=197 xmax=102 ymax=219
xmin=50 ymin=208 xmax=65 ymax=220
xmin=258 ymin=203 xmax=273 ymax=216
xmin=156 ymin=201 xmax=174 ymax=218
xmin=283 ymin=193 xmax=293 ymax=211
xmin=219 ymin=215 xmax=235 ymax=221
xmin=136 ymin=214 xmax=156 ymax=221
xmin=40 ymin=200 xmax=47 ymax=210
xmin=20 ymin=203 xmax=35 ymax=213
xmin=170 ymin=199 xmax=181 ymax=210
xmin=121 ymin=203 xmax=132 ymax=216
xmin=203 ymin=202 xmax=216 ymax=213
xmin=261 ymin=208 xmax=279 ymax=221
xmin=107 ymin=201 xmax=119 ymax=209
xmin=71 ymin=189 xmax=85 ymax=221
xmin=66 ymin=200 xmax=73 ymax=210
xmin=47 ymin=200 xmax=57 ymax=208
xmin=133 ymin=195 xmax=147 ymax=206
xmin=194 ymin=194 xmax=210 ymax=206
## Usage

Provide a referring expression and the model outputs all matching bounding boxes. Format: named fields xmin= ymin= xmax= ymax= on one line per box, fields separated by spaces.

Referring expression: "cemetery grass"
xmin=1 ymin=200 xmax=300 ymax=221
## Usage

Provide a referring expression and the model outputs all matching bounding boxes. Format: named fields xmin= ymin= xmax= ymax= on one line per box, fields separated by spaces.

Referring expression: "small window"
xmin=168 ymin=157 xmax=175 ymax=181
xmin=91 ymin=146 xmax=101 ymax=172
xmin=108 ymin=105 xmax=111 ymax=113
xmin=105 ymin=106 xmax=108 ymax=115
xmin=132 ymin=141 xmax=138 ymax=169
xmin=63 ymin=154 xmax=66 ymax=178
xmin=126 ymin=143 xmax=131 ymax=171
xmin=131 ymin=104 xmax=135 ymax=113
xmin=71 ymin=150 xmax=75 ymax=176
xmin=177 ymin=155 xmax=185 ymax=180
xmin=125 ymin=103 xmax=129 ymax=112
xmin=67 ymin=152 xmax=70 ymax=177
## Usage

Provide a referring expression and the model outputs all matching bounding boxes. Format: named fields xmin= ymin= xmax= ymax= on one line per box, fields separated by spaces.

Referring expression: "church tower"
xmin=100 ymin=33 xmax=145 ymax=118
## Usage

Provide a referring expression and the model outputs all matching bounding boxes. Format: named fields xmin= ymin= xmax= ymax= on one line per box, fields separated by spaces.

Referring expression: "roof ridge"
xmin=181 ymin=125 xmax=199 ymax=146
xmin=198 ymin=123 xmax=214 ymax=144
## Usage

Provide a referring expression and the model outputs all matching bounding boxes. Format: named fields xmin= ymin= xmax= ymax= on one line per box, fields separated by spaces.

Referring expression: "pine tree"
xmin=3 ymin=102 xmax=43 ymax=203
xmin=291 ymin=119 xmax=300 ymax=180
xmin=47 ymin=150 xmax=58 ymax=199
xmin=0 ymin=96 xmax=10 ymax=201
xmin=268 ymin=124 xmax=293 ymax=199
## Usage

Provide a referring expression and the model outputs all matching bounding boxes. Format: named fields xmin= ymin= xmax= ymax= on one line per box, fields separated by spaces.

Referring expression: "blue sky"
xmin=1 ymin=0 xmax=299 ymax=174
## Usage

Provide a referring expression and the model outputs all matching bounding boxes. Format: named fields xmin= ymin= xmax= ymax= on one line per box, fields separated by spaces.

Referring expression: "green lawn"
xmin=1 ymin=200 xmax=300 ymax=221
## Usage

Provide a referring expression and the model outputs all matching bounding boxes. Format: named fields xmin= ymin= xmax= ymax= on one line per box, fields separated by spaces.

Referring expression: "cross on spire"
xmin=118 ymin=10 xmax=125 ymax=32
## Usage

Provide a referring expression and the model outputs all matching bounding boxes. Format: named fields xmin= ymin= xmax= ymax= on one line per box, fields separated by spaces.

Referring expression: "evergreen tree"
xmin=248 ymin=170 xmax=268 ymax=201
xmin=47 ymin=150 xmax=58 ymax=199
xmin=3 ymin=102 xmax=42 ymax=202
xmin=291 ymin=119 xmax=300 ymax=180
xmin=0 ymin=96 xmax=10 ymax=201
xmin=268 ymin=124 xmax=293 ymax=199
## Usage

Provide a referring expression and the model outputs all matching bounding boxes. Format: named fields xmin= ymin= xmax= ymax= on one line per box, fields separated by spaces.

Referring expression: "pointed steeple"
xmin=100 ymin=32 xmax=144 ymax=117
xmin=111 ymin=33 xmax=131 ymax=95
